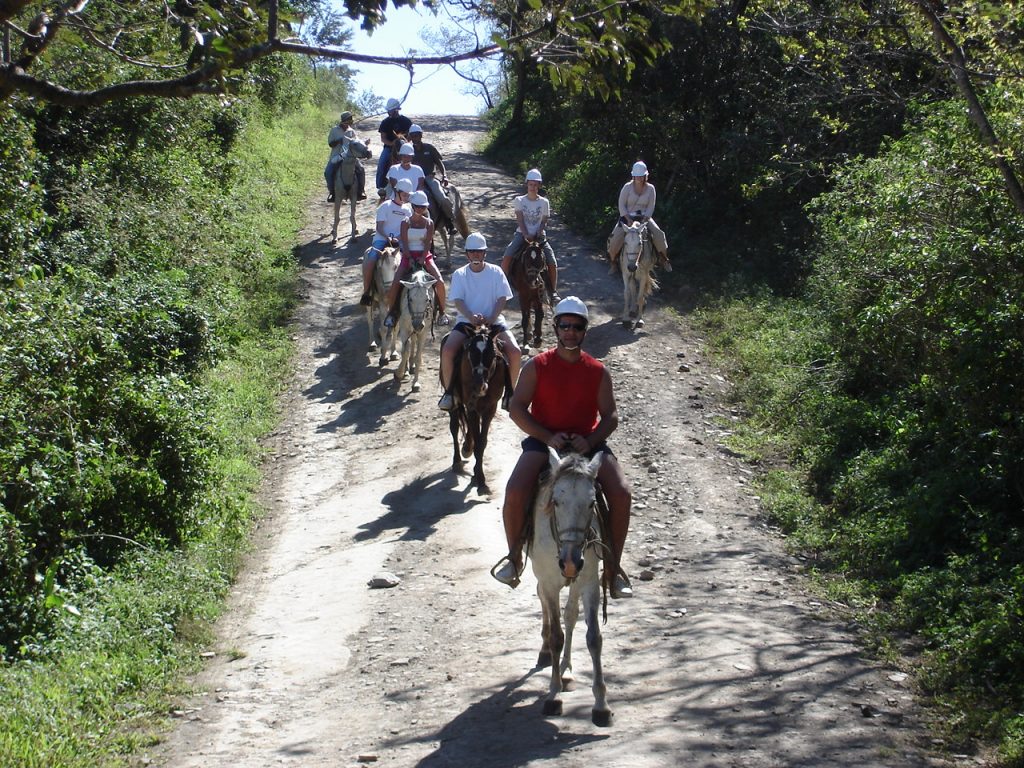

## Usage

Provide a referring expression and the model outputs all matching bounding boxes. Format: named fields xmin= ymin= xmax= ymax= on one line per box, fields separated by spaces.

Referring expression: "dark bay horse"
xmin=443 ymin=327 xmax=508 ymax=492
xmin=508 ymin=240 xmax=547 ymax=350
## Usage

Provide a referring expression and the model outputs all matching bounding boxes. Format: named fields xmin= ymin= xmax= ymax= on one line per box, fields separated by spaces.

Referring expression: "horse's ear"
xmin=400 ymin=279 xmax=415 ymax=288
xmin=587 ymin=451 xmax=604 ymax=477
xmin=548 ymin=447 xmax=561 ymax=471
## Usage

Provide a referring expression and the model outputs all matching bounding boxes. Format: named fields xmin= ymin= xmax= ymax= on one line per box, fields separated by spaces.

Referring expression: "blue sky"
xmin=342 ymin=4 xmax=498 ymax=117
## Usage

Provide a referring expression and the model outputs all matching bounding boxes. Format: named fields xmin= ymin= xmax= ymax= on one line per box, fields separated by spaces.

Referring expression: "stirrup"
xmin=490 ymin=555 xmax=522 ymax=588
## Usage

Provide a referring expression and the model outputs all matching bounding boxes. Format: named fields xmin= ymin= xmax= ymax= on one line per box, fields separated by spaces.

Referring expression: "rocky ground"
xmin=151 ymin=116 xmax=960 ymax=768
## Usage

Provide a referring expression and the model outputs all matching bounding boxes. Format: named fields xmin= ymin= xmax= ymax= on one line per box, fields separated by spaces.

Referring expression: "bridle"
xmin=623 ymin=222 xmax=651 ymax=274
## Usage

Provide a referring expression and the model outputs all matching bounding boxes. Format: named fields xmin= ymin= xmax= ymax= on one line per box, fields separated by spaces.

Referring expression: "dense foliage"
xmin=484 ymin=1 xmax=1024 ymax=762
xmin=1 ymin=45 xmax=356 ymax=765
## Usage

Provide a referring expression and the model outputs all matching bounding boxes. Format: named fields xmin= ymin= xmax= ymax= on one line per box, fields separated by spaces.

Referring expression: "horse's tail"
xmin=454 ymin=193 xmax=470 ymax=238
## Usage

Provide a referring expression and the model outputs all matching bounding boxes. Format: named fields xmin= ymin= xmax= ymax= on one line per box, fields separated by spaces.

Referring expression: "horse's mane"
xmin=538 ymin=453 xmax=596 ymax=515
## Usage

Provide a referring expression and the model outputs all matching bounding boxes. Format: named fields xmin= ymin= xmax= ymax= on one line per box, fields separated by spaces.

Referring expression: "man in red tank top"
xmin=493 ymin=297 xmax=634 ymax=598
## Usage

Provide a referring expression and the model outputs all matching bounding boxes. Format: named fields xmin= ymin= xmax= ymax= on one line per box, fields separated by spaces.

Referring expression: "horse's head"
xmin=522 ymin=240 xmax=546 ymax=280
xmin=462 ymin=327 xmax=500 ymax=399
xmin=399 ymin=269 xmax=436 ymax=331
xmin=347 ymin=139 xmax=372 ymax=160
xmin=543 ymin=449 xmax=603 ymax=580
xmin=622 ymin=222 xmax=650 ymax=274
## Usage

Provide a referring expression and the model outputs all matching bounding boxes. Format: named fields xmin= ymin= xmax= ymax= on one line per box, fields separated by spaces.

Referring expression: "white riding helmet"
xmin=386 ymin=97 xmax=401 ymax=111
xmin=553 ymin=296 xmax=589 ymax=322
xmin=398 ymin=143 xmax=415 ymax=156
xmin=410 ymin=190 xmax=429 ymax=206
xmin=395 ymin=178 xmax=415 ymax=194
xmin=409 ymin=124 xmax=423 ymax=134
xmin=525 ymin=168 xmax=543 ymax=182
xmin=465 ymin=232 xmax=487 ymax=251
xmin=631 ymin=161 xmax=649 ymax=177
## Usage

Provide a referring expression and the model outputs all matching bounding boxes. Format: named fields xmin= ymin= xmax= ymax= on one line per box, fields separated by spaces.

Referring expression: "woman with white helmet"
xmin=495 ymin=296 xmax=634 ymax=598
xmin=382 ymin=190 xmax=448 ymax=326
xmin=360 ymin=177 xmax=413 ymax=307
xmin=438 ymin=232 xmax=522 ymax=411
xmin=384 ymin=142 xmax=426 ymax=200
xmin=501 ymin=168 xmax=560 ymax=305
xmin=606 ymin=160 xmax=671 ymax=273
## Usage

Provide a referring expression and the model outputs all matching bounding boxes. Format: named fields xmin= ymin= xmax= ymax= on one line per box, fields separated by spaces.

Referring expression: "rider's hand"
xmin=567 ymin=434 xmax=590 ymax=454
xmin=471 ymin=312 xmax=486 ymax=326
xmin=548 ymin=432 xmax=570 ymax=452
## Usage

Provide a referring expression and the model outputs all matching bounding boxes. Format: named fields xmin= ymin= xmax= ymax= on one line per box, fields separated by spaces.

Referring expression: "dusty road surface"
xmin=154 ymin=116 xmax=949 ymax=768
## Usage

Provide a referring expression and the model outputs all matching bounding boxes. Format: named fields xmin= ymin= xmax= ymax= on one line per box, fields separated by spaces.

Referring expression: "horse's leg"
xmin=532 ymin=297 xmax=544 ymax=349
xmin=393 ymin=325 xmax=409 ymax=383
xmin=366 ymin=305 xmax=378 ymax=351
xmin=472 ymin=411 xmax=489 ymax=492
xmin=331 ymin=196 xmax=342 ymax=244
xmin=348 ymin=196 xmax=357 ymax=240
xmin=622 ymin=274 xmax=633 ymax=326
xmin=450 ymin=408 xmax=465 ymax=475
xmin=537 ymin=588 xmax=553 ymax=669
xmin=636 ymin=271 xmax=649 ymax=328
xmin=581 ymin=559 xmax=610 ymax=726
xmin=561 ymin=585 xmax=580 ymax=692
xmin=538 ymin=584 xmax=565 ymax=716
xmin=410 ymin=330 xmax=423 ymax=391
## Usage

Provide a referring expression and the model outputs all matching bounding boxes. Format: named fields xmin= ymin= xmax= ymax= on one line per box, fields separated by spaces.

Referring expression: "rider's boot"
xmin=657 ymin=249 xmax=672 ymax=272
xmin=491 ymin=553 xmax=523 ymax=588
xmin=356 ymin=165 xmax=367 ymax=200
xmin=545 ymin=263 xmax=560 ymax=305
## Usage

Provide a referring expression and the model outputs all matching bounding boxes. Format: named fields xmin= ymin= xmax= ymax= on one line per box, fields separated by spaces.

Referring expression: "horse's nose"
xmin=628 ymin=263 xmax=638 ymax=273
xmin=413 ymin=319 xmax=424 ymax=332
xmin=558 ymin=550 xmax=585 ymax=579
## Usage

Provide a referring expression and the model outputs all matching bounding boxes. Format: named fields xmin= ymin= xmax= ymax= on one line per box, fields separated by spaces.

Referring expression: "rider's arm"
xmin=485 ymin=296 xmax=507 ymax=326
xmin=432 ymin=147 xmax=447 ymax=178
xmin=640 ymin=185 xmax=656 ymax=220
xmin=399 ymin=218 xmax=411 ymax=255
xmin=515 ymin=208 xmax=529 ymax=239
xmin=618 ymin=184 xmax=633 ymax=224
xmin=452 ymin=298 xmax=482 ymax=325
xmin=584 ymin=369 xmax=619 ymax=451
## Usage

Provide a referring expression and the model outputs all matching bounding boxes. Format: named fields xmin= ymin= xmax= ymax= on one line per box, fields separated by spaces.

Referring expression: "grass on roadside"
xmin=0 ymin=103 xmax=335 ymax=768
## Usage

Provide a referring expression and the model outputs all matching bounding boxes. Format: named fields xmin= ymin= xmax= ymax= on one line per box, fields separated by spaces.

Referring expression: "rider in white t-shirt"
xmin=438 ymin=232 xmax=522 ymax=412
xmin=360 ymin=178 xmax=413 ymax=307
xmin=501 ymin=168 xmax=559 ymax=305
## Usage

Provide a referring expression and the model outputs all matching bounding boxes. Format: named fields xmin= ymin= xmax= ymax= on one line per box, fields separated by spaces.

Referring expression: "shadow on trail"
xmin=404 ymin=670 xmax=610 ymax=768
xmin=354 ymin=468 xmax=492 ymax=543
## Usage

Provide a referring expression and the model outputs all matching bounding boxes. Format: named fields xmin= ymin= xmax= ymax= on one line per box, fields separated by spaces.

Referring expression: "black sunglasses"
xmin=557 ymin=322 xmax=586 ymax=331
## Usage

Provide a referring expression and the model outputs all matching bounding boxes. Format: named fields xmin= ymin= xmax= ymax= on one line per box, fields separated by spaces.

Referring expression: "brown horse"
xmin=443 ymin=327 xmax=508 ymax=492
xmin=508 ymin=240 xmax=547 ymax=351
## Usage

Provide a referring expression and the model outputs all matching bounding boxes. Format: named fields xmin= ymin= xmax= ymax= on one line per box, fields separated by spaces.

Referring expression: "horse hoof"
xmin=411 ymin=382 xmax=421 ymax=392
xmin=369 ymin=342 xmax=379 ymax=351
xmin=636 ymin=319 xmax=645 ymax=328
xmin=536 ymin=650 xmax=552 ymax=669
xmin=390 ymin=352 xmax=399 ymax=361
xmin=543 ymin=699 xmax=563 ymax=717
xmin=592 ymin=708 xmax=613 ymax=727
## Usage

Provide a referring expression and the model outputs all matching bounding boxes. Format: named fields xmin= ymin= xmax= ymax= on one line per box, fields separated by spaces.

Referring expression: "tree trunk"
xmin=911 ymin=0 xmax=1024 ymax=217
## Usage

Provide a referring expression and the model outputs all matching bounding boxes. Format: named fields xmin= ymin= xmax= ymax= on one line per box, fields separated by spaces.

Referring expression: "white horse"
xmin=366 ymin=244 xmax=399 ymax=365
xmin=529 ymin=449 xmax=612 ymax=726
xmin=620 ymin=221 xmax=659 ymax=330
xmin=427 ymin=181 xmax=469 ymax=265
xmin=331 ymin=139 xmax=372 ymax=244
xmin=393 ymin=269 xmax=436 ymax=392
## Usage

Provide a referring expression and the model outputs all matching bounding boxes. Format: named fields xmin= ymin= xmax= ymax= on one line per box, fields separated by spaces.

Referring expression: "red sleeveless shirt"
xmin=529 ymin=349 xmax=605 ymax=435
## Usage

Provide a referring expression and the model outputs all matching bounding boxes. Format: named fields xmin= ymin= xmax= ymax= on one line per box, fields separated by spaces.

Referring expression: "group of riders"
xmin=324 ymin=98 xmax=677 ymax=601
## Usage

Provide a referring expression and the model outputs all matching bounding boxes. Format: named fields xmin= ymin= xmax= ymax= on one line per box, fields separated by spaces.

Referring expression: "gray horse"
xmin=331 ymin=139 xmax=372 ymax=244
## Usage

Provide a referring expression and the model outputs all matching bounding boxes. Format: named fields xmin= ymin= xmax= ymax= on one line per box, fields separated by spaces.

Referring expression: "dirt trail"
xmin=153 ymin=116 xmax=947 ymax=768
